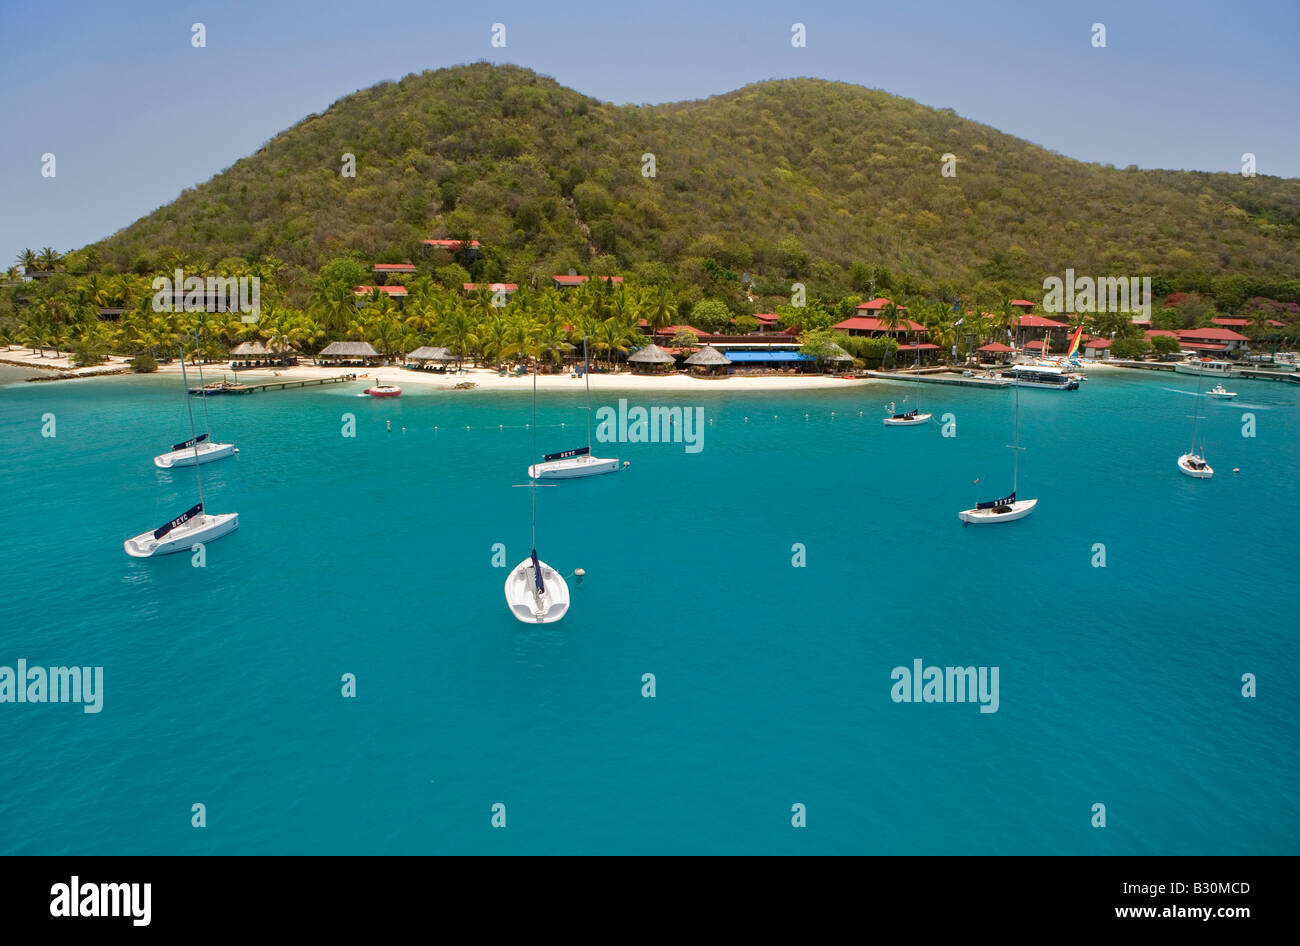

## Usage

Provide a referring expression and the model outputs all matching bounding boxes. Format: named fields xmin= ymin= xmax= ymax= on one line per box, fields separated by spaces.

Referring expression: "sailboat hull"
xmin=124 ymin=512 xmax=239 ymax=557
xmin=503 ymin=558 xmax=570 ymax=624
xmin=528 ymin=455 xmax=621 ymax=479
xmin=883 ymin=413 xmax=932 ymax=426
xmin=154 ymin=442 xmax=236 ymax=468
xmin=1177 ymin=454 xmax=1214 ymax=478
xmin=958 ymin=499 xmax=1037 ymax=524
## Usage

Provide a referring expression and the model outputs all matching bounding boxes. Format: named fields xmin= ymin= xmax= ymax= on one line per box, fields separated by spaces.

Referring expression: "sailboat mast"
xmin=1190 ymin=372 xmax=1204 ymax=454
xmin=177 ymin=345 xmax=205 ymax=509
xmin=1012 ymin=380 xmax=1021 ymax=494
xmin=193 ymin=329 xmax=213 ymax=439
xmin=584 ymin=334 xmax=591 ymax=451
xmin=531 ymin=357 xmax=538 ymax=552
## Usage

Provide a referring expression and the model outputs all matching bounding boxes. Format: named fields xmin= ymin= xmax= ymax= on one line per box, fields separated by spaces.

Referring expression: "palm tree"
xmin=36 ymin=247 xmax=62 ymax=272
xmin=594 ymin=318 xmax=631 ymax=370
xmin=437 ymin=306 xmax=475 ymax=369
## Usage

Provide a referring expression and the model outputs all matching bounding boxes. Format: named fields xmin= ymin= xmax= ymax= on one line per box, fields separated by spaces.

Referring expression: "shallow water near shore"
xmin=1 ymin=370 xmax=1297 ymax=854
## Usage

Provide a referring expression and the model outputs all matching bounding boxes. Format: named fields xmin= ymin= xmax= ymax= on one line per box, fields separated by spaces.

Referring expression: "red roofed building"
xmin=353 ymin=285 xmax=408 ymax=302
xmin=422 ymin=239 xmax=481 ymax=260
xmin=655 ymin=324 xmax=707 ymax=338
xmin=1014 ymin=313 xmax=1067 ymax=349
xmin=463 ymin=283 xmax=518 ymax=297
xmin=1083 ymin=337 xmax=1112 ymax=361
xmin=833 ymin=316 xmax=927 ymax=337
xmin=1177 ymin=326 xmax=1249 ymax=354
xmin=856 ymin=297 xmax=907 ymax=312
xmin=976 ymin=342 xmax=1013 ymax=364
xmin=1010 ymin=299 xmax=1036 ymax=311
xmin=553 ymin=275 xmax=589 ymax=288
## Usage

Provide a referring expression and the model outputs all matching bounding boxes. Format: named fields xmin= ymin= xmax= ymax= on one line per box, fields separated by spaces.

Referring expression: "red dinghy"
xmin=365 ymin=384 xmax=401 ymax=398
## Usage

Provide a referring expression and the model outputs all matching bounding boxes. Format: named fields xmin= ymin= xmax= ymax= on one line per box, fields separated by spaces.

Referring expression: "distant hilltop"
xmin=84 ymin=62 xmax=1300 ymax=293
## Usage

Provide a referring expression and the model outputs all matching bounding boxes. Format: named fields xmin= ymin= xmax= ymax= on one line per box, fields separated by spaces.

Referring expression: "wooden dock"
xmin=189 ymin=374 xmax=358 ymax=396
xmin=1113 ymin=361 xmax=1299 ymax=383
xmin=866 ymin=370 xmax=1009 ymax=388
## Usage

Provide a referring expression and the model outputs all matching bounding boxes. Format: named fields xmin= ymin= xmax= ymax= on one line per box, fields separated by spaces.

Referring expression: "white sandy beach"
xmin=0 ymin=347 xmax=871 ymax=392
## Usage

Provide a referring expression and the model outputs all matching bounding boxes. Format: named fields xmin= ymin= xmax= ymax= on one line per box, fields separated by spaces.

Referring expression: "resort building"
xmin=422 ymin=239 xmax=480 ymax=260
xmin=462 ymin=283 xmax=518 ymax=298
xmin=551 ymin=274 xmax=624 ymax=289
xmin=897 ymin=342 xmax=942 ymax=366
xmin=373 ymin=263 xmax=416 ymax=281
xmin=1176 ymin=326 xmax=1250 ymax=356
xmin=1010 ymin=299 xmax=1037 ymax=314
xmin=655 ymin=324 xmax=708 ymax=340
xmin=976 ymin=342 xmax=1013 ymax=364
xmin=832 ymin=304 xmax=926 ymax=338
xmin=749 ymin=313 xmax=782 ymax=332
xmin=353 ymin=285 xmax=408 ymax=306
xmin=317 ymin=341 xmax=382 ymax=366
xmin=1015 ymin=314 xmax=1068 ymax=350
xmin=1083 ymin=338 xmax=1112 ymax=360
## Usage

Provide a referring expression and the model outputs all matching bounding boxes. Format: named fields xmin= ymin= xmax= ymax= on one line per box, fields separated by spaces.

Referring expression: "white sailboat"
xmin=126 ymin=346 xmax=239 ymax=557
xmin=1178 ymin=373 xmax=1214 ymax=479
xmin=505 ymin=359 xmax=570 ymax=624
xmin=155 ymin=333 xmax=236 ymax=468
xmin=882 ymin=397 xmax=932 ymax=427
xmin=528 ymin=336 xmax=620 ymax=478
xmin=958 ymin=381 xmax=1037 ymax=524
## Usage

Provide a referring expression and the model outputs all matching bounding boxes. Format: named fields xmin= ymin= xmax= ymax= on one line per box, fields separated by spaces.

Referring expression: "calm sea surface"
xmin=1 ymin=365 xmax=1297 ymax=853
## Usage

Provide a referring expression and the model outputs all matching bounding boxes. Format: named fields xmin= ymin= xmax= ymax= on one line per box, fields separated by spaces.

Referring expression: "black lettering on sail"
xmin=542 ymin=446 xmax=589 ymax=462
xmin=171 ymin=433 xmax=209 ymax=451
xmin=154 ymin=502 xmax=204 ymax=539
xmin=976 ymin=491 xmax=1016 ymax=510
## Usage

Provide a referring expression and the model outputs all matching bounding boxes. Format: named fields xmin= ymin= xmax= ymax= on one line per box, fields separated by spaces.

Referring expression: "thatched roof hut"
xmin=230 ymin=340 xmax=267 ymax=357
xmin=318 ymin=341 xmax=381 ymax=365
xmin=405 ymin=345 xmax=455 ymax=364
xmin=684 ymin=345 xmax=732 ymax=376
xmin=627 ymin=343 xmax=677 ymax=374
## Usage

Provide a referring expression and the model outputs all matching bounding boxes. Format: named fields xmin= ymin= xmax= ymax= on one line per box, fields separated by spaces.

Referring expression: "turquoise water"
xmin=1 ymin=366 xmax=1297 ymax=854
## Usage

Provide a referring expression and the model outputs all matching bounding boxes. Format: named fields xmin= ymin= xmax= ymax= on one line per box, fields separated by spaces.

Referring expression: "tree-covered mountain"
xmin=87 ymin=62 xmax=1300 ymax=300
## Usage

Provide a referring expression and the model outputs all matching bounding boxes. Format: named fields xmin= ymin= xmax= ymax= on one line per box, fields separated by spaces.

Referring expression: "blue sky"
xmin=2 ymin=0 xmax=1296 ymax=267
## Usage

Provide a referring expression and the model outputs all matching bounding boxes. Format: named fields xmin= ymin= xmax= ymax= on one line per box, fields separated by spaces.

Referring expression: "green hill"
xmin=88 ymin=62 xmax=1300 ymax=296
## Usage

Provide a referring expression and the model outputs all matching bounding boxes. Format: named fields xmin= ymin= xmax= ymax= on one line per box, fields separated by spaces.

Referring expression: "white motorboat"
xmin=503 ymin=550 xmax=570 ymax=624
xmin=1205 ymin=384 xmax=1238 ymax=400
xmin=1000 ymin=365 xmax=1080 ymax=390
xmin=128 ymin=338 xmax=238 ymax=557
xmin=506 ymin=359 xmax=570 ymax=624
xmin=124 ymin=506 xmax=239 ymax=557
xmin=959 ymin=379 xmax=1036 ymax=524
xmin=530 ymin=336 xmax=620 ymax=479
xmin=1174 ymin=360 xmax=1238 ymax=378
xmin=153 ymin=435 xmax=236 ymax=468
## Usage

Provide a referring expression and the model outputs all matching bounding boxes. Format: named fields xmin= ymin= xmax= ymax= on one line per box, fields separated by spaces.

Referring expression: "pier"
xmin=1112 ymin=361 xmax=1299 ymax=383
xmin=189 ymin=374 xmax=358 ymax=395
xmin=865 ymin=370 xmax=1009 ymax=388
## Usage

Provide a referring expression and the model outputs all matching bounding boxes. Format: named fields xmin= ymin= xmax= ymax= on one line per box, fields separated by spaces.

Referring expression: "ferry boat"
xmin=999 ymin=365 xmax=1080 ymax=390
xmin=1174 ymin=359 xmax=1239 ymax=378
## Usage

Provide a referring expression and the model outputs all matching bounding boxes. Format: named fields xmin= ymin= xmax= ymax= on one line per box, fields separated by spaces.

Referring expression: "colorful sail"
xmin=1067 ymin=324 xmax=1084 ymax=358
